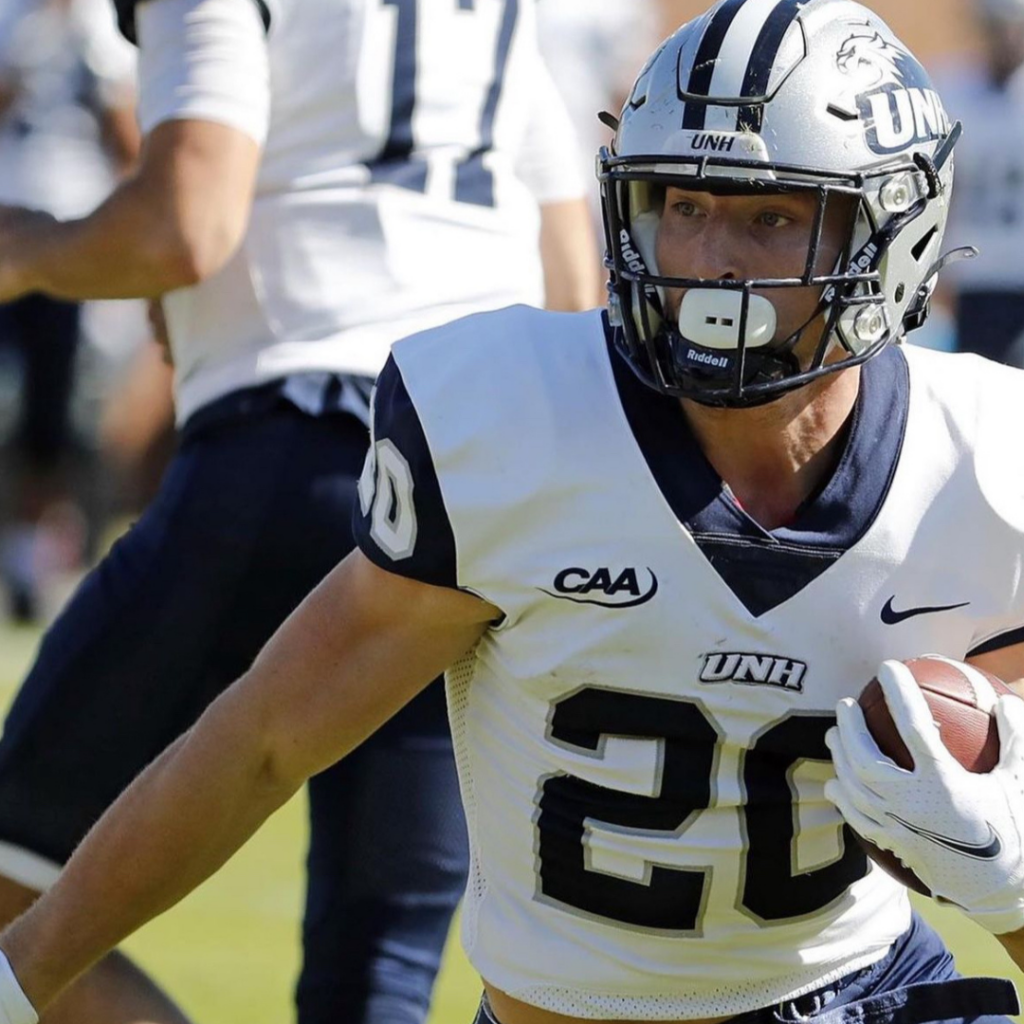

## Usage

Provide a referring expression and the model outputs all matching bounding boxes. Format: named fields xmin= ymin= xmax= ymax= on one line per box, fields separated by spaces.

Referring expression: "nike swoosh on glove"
xmin=824 ymin=659 xmax=1024 ymax=935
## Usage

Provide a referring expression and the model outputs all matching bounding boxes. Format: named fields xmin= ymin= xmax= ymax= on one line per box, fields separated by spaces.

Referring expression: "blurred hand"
xmin=147 ymin=298 xmax=173 ymax=366
xmin=0 ymin=205 xmax=55 ymax=304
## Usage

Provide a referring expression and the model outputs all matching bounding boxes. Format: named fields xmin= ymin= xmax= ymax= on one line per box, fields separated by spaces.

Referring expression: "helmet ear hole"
xmin=911 ymin=227 xmax=939 ymax=262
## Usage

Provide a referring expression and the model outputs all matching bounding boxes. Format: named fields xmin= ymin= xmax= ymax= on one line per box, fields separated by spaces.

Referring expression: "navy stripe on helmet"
xmin=682 ymin=0 xmax=747 ymax=130
xmin=737 ymin=0 xmax=809 ymax=132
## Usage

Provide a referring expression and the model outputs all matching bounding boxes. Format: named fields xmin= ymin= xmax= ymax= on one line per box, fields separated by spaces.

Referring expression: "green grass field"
xmin=0 ymin=622 xmax=1022 ymax=1023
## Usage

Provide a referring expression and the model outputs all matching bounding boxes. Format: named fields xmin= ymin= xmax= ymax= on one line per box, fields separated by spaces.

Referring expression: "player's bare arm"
xmin=99 ymin=102 xmax=143 ymax=177
xmin=539 ymin=197 xmax=605 ymax=311
xmin=519 ymin=53 xmax=600 ymax=313
xmin=969 ymin=642 xmax=1024 ymax=697
xmin=0 ymin=550 xmax=495 ymax=1014
xmin=0 ymin=117 xmax=259 ymax=302
xmin=0 ymin=79 xmax=16 ymax=125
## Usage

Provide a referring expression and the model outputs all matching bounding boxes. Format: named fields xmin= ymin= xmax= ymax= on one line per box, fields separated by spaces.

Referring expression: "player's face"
xmin=655 ymin=187 xmax=854 ymax=361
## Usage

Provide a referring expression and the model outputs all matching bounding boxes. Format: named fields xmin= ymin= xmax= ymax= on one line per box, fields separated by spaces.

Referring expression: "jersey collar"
xmin=606 ymin=317 xmax=910 ymax=615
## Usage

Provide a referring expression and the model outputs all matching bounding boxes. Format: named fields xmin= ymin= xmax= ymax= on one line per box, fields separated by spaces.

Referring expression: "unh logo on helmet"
xmin=836 ymin=32 xmax=949 ymax=156
xmin=836 ymin=32 xmax=907 ymax=87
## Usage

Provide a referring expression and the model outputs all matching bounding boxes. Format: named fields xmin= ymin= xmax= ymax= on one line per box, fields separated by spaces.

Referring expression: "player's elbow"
xmin=200 ymin=687 xmax=307 ymax=807
xmin=143 ymin=214 xmax=246 ymax=291
xmin=130 ymin=119 xmax=258 ymax=291
xmin=253 ymin=745 xmax=304 ymax=806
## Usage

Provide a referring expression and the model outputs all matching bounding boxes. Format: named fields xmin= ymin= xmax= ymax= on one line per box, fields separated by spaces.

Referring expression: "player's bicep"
xmin=126 ymin=118 xmax=258 ymax=281
xmin=239 ymin=549 xmax=494 ymax=786
xmin=117 ymin=0 xmax=266 ymax=276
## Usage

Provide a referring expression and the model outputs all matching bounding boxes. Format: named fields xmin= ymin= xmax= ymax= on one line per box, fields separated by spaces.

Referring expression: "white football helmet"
xmin=600 ymin=0 xmax=962 ymax=407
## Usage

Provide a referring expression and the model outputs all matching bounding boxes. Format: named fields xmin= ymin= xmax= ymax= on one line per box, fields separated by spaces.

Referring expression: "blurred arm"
xmin=0 ymin=549 xmax=496 ymax=1012
xmin=540 ymin=196 xmax=604 ymax=312
xmin=0 ymin=6 xmax=22 ymax=126
xmin=89 ymin=0 xmax=143 ymax=173
xmin=0 ymin=79 xmax=16 ymax=124
xmin=98 ymin=102 xmax=143 ymax=174
xmin=3 ymin=117 xmax=258 ymax=300
xmin=968 ymin=641 xmax=1024 ymax=695
xmin=516 ymin=41 xmax=603 ymax=311
xmin=0 ymin=0 xmax=269 ymax=301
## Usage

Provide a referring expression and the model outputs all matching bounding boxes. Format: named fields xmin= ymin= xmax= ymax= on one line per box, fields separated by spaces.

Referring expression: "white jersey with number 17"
xmin=130 ymin=0 xmax=583 ymax=423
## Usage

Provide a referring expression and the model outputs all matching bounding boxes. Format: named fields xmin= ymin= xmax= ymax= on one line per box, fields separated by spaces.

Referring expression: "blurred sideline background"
xmin=0 ymin=0 xmax=1021 ymax=1021
xmin=659 ymin=0 xmax=985 ymax=63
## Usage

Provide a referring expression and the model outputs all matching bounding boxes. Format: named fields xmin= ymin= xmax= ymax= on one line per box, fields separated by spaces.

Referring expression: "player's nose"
xmin=685 ymin=220 xmax=746 ymax=281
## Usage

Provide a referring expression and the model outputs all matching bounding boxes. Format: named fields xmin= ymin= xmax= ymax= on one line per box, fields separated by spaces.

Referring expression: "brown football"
xmin=854 ymin=655 xmax=1017 ymax=895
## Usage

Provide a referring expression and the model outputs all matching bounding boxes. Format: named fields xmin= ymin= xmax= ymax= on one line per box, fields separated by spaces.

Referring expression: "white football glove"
xmin=0 ymin=950 xmax=36 ymax=1024
xmin=824 ymin=659 xmax=1024 ymax=935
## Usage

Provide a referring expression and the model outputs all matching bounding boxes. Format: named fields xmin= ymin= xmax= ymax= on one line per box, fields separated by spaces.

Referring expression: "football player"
xmin=0 ymin=0 xmax=138 ymax=622
xmin=0 ymin=0 xmax=598 ymax=1022
xmin=3 ymin=3 xmax=1024 ymax=1024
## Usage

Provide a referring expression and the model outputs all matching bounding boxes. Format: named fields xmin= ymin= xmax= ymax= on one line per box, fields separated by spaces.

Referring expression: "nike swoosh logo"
xmin=880 ymin=596 xmax=970 ymax=625
xmin=887 ymin=813 xmax=1003 ymax=860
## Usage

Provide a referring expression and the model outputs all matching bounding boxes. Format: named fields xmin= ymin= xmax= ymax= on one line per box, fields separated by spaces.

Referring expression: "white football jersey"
xmin=130 ymin=0 xmax=584 ymax=423
xmin=354 ymin=307 xmax=1024 ymax=1019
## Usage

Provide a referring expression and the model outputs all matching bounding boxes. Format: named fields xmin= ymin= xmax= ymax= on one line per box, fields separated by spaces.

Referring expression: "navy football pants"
xmin=0 ymin=391 xmax=469 ymax=1024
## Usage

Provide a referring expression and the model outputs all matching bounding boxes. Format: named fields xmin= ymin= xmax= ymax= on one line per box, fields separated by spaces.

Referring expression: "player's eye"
xmin=757 ymin=210 xmax=793 ymax=229
xmin=670 ymin=199 xmax=702 ymax=217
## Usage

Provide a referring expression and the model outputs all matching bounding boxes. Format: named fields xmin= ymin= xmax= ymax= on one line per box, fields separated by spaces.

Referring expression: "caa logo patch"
xmin=699 ymin=652 xmax=807 ymax=692
xmin=836 ymin=32 xmax=949 ymax=156
xmin=540 ymin=567 xmax=659 ymax=608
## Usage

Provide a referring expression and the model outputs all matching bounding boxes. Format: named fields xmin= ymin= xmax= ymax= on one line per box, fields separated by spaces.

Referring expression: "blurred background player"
xmin=0 ymin=0 xmax=137 ymax=623
xmin=95 ymin=317 xmax=175 ymax=524
xmin=935 ymin=0 xmax=1024 ymax=364
xmin=536 ymin=0 xmax=660 ymax=275
xmin=0 ymin=1 xmax=599 ymax=1024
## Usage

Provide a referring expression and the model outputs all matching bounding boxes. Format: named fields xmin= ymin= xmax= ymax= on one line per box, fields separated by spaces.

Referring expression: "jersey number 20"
xmin=537 ymin=689 xmax=869 ymax=932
